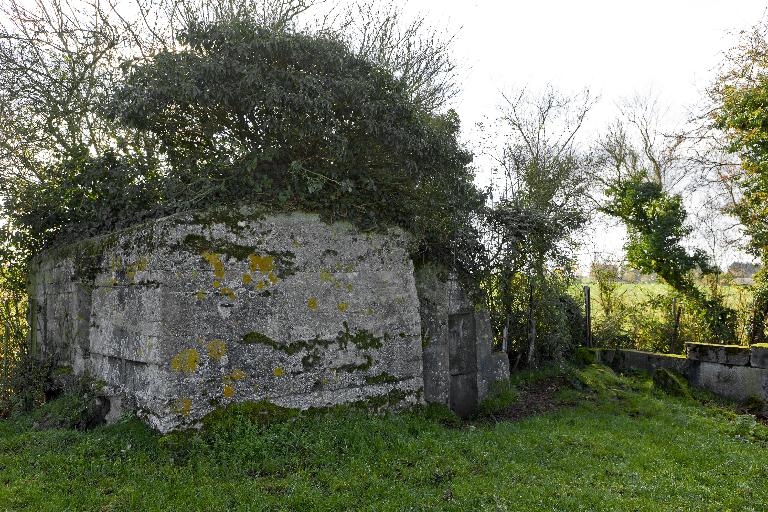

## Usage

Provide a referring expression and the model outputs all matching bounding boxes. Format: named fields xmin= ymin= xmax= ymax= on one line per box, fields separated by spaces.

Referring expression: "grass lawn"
xmin=578 ymin=281 xmax=754 ymax=321
xmin=1 ymin=367 xmax=767 ymax=511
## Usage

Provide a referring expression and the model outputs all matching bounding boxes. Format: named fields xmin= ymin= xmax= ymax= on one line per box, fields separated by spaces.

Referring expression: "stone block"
xmin=449 ymin=373 xmax=478 ymax=418
xmin=688 ymin=361 xmax=768 ymax=402
xmin=686 ymin=343 xmax=751 ymax=366
xmin=750 ymin=344 xmax=768 ymax=369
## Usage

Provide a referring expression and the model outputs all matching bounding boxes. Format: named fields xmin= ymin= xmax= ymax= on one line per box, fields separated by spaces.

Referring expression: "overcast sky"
xmin=395 ymin=0 xmax=766 ymax=271
xmin=414 ymin=1 xmax=766 ymax=135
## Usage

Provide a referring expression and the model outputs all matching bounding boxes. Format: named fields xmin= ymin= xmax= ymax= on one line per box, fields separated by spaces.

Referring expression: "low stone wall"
xmin=29 ymin=209 xmax=508 ymax=431
xmin=596 ymin=343 xmax=768 ymax=403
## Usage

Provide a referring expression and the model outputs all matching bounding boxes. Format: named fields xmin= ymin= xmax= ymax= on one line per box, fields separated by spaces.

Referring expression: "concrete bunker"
xmin=29 ymin=209 xmax=509 ymax=431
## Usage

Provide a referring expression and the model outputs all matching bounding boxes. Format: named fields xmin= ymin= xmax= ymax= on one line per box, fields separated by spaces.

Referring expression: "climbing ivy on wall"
xmin=601 ymin=175 xmax=737 ymax=343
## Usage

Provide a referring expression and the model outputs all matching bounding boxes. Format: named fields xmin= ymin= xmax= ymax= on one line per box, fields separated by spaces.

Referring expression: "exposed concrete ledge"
xmin=598 ymin=348 xmax=688 ymax=374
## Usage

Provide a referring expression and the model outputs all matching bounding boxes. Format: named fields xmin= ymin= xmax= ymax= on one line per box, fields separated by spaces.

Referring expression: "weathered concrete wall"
xmin=30 ymin=209 xmax=509 ymax=430
xmin=596 ymin=343 xmax=768 ymax=403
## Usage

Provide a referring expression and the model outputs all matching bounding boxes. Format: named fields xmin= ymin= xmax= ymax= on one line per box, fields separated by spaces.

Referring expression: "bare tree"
xmin=594 ymin=95 xmax=692 ymax=194
xmin=328 ymin=1 xmax=459 ymax=112
xmin=482 ymin=86 xmax=595 ymax=367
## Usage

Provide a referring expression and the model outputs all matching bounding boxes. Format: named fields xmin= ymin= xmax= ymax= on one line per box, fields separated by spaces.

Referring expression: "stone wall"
xmin=29 ymin=209 xmax=508 ymax=431
xmin=596 ymin=343 xmax=768 ymax=403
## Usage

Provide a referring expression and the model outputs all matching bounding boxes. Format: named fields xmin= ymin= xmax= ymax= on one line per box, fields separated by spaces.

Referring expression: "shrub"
xmin=107 ymin=19 xmax=485 ymax=272
xmin=573 ymin=347 xmax=597 ymax=366
xmin=1 ymin=352 xmax=55 ymax=417
xmin=477 ymin=379 xmax=518 ymax=417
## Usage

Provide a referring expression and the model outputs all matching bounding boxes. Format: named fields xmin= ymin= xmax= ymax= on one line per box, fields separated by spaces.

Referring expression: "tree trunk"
xmin=751 ymin=301 xmax=768 ymax=345
xmin=526 ymin=280 xmax=536 ymax=368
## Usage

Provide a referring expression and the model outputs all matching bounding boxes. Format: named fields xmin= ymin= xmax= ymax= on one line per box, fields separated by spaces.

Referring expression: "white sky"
xmin=397 ymin=0 xmax=766 ymax=272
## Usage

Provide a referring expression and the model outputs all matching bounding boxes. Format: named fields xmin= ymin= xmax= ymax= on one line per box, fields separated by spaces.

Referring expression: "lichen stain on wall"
xmin=230 ymin=369 xmax=246 ymax=380
xmin=248 ymin=254 xmax=274 ymax=273
xmin=202 ymin=251 xmax=225 ymax=280
xmin=174 ymin=398 xmax=193 ymax=416
xmin=206 ymin=340 xmax=226 ymax=361
xmin=171 ymin=348 xmax=201 ymax=373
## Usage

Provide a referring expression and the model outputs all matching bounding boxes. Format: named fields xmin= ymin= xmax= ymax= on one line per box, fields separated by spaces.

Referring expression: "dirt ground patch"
xmin=497 ymin=376 xmax=571 ymax=421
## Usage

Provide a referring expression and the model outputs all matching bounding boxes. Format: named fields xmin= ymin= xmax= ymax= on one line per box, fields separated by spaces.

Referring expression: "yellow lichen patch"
xmin=346 ymin=283 xmax=354 ymax=292
xmin=242 ymin=273 xmax=253 ymax=285
xmin=273 ymin=367 xmax=285 ymax=377
xmin=319 ymin=270 xmax=333 ymax=282
xmin=206 ymin=339 xmax=226 ymax=361
xmin=174 ymin=398 xmax=192 ymax=416
xmin=170 ymin=348 xmax=200 ymax=373
xmin=135 ymin=258 xmax=149 ymax=272
xmin=334 ymin=262 xmax=356 ymax=273
xmin=223 ymin=384 xmax=235 ymax=398
xmin=256 ymin=281 xmax=266 ymax=290
xmin=195 ymin=290 xmax=207 ymax=301
xmin=220 ymin=287 xmax=236 ymax=300
xmin=212 ymin=280 xmax=221 ymax=288
xmin=249 ymin=254 xmax=275 ymax=273
xmin=230 ymin=369 xmax=246 ymax=381
xmin=307 ymin=297 xmax=318 ymax=310
xmin=126 ymin=270 xmax=137 ymax=282
xmin=337 ymin=302 xmax=349 ymax=313
xmin=202 ymin=251 xmax=225 ymax=279
xmin=267 ymin=272 xmax=280 ymax=284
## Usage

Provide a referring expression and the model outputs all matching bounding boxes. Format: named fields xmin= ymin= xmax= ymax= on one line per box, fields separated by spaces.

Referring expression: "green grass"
xmin=1 ymin=369 xmax=767 ymax=511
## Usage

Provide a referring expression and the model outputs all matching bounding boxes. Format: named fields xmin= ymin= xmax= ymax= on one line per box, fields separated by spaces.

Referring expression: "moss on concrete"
xmin=364 ymin=372 xmax=400 ymax=385
xmin=241 ymin=323 xmax=385 ymax=356
xmin=201 ymin=400 xmax=298 ymax=431
xmin=574 ymin=347 xmax=598 ymax=366
xmin=652 ymin=368 xmax=692 ymax=399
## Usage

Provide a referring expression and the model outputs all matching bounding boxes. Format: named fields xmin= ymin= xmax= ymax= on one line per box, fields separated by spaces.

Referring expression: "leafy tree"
xmin=0 ymin=1 xmax=483 ymax=266
xmin=104 ymin=17 xmax=483 ymax=269
xmin=601 ymin=174 xmax=737 ymax=343
xmin=594 ymin=97 xmax=738 ymax=346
